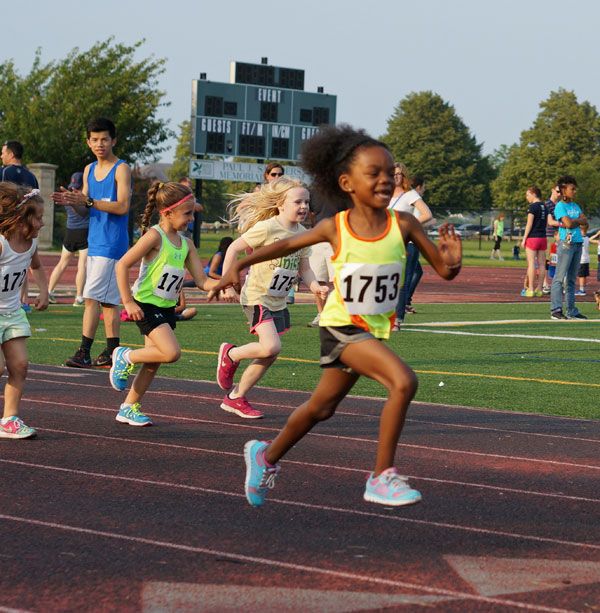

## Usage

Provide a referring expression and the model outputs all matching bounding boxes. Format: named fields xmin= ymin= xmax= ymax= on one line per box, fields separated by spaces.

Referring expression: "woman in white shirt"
xmin=388 ymin=172 xmax=433 ymax=330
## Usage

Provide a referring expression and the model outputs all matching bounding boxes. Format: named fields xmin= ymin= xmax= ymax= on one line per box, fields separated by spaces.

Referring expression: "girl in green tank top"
xmin=108 ymin=181 xmax=220 ymax=427
xmin=210 ymin=126 xmax=462 ymax=509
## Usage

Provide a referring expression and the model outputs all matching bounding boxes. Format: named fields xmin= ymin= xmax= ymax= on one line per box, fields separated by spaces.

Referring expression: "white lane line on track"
xmin=1 ymin=461 xmax=598 ymax=556
xmin=24 ymin=397 xmax=600 ymax=471
xmin=29 ymin=367 xmax=600 ymax=424
xmin=26 ymin=375 xmax=600 ymax=442
xmin=0 ymin=514 xmax=575 ymax=613
xmin=404 ymin=319 xmax=600 ymax=327
xmin=405 ymin=328 xmax=600 ymax=343
xmin=31 ymin=428 xmax=600 ymax=504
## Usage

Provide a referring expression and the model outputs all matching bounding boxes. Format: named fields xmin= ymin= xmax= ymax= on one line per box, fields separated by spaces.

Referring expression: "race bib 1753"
xmin=339 ymin=262 xmax=403 ymax=315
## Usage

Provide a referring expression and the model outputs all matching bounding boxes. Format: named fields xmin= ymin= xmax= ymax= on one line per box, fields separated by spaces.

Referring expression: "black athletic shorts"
xmin=133 ymin=299 xmax=176 ymax=336
xmin=63 ymin=228 xmax=88 ymax=253
xmin=319 ymin=325 xmax=374 ymax=373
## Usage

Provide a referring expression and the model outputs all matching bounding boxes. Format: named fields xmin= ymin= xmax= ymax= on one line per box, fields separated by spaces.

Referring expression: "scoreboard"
xmin=191 ymin=62 xmax=337 ymax=162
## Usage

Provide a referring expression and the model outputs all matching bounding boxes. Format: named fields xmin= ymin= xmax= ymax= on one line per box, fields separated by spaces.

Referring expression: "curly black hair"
xmin=300 ymin=124 xmax=388 ymax=209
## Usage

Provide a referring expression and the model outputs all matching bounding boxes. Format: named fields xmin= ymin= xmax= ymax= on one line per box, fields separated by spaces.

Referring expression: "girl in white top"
xmin=216 ymin=177 xmax=328 ymax=419
xmin=388 ymin=170 xmax=433 ymax=328
xmin=0 ymin=183 xmax=49 ymax=439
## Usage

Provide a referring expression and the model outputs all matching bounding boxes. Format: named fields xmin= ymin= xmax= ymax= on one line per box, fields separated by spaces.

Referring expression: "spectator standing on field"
xmin=1 ymin=140 xmax=39 ymax=189
xmin=52 ymin=117 xmax=132 ymax=368
xmin=520 ymin=186 xmax=547 ymax=297
xmin=490 ymin=213 xmax=505 ymax=260
xmin=388 ymin=169 xmax=433 ymax=330
xmin=550 ymin=175 xmax=587 ymax=320
xmin=47 ymin=172 xmax=89 ymax=306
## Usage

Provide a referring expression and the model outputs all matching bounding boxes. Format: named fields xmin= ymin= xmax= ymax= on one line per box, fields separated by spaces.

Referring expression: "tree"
xmin=167 ymin=120 xmax=230 ymax=221
xmin=493 ymin=89 xmax=600 ymax=216
xmin=0 ymin=39 xmax=173 ymax=185
xmin=382 ymin=91 xmax=492 ymax=213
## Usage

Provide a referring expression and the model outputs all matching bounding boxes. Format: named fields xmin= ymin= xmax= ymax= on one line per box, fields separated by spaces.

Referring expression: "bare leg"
xmin=75 ymin=248 xmax=88 ymax=298
xmin=125 ymin=327 xmax=180 ymax=405
xmin=82 ymin=299 xmax=101 ymax=339
xmin=128 ymin=324 xmax=181 ymax=365
xmin=1 ymin=338 xmax=28 ymax=419
xmin=535 ymin=250 xmax=546 ymax=292
xmin=265 ymin=367 xmax=359 ymax=464
xmin=229 ymin=320 xmax=281 ymax=398
xmin=102 ymin=305 xmax=120 ymax=339
xmin=266 ymin=338 xmax=417 ymax=476
xmin=525 ymin=248 xmax=536 ymax=291
xmin=48 ymin=247 xmax=73 ymax=293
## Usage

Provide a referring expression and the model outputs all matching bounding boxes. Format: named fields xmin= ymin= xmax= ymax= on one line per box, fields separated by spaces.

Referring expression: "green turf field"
xmin=26 ymin=301 xmax=599 ymax=419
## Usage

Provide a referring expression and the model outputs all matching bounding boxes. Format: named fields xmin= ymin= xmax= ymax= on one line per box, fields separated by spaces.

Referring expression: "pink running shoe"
xmin=217 ymin=342 xmax=239 ymax=390
xmin=220 ymin=395 xmax=263 ymax=419
xmin=0 ymin=416 xmax=37 ymax=439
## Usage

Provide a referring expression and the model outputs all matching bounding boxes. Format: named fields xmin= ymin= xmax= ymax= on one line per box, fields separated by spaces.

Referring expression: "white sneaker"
xmin=48 ymin=291 xmax=57 ymax=304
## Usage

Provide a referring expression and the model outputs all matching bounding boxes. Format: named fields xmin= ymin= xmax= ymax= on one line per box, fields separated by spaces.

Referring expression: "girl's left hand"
xmin=309 ymin=281 xmax=329 ymax=301
xmin=34 ymin=293 xmax=49 ymax=311
xmin=437 ymin=223 xmax=462 ymax=270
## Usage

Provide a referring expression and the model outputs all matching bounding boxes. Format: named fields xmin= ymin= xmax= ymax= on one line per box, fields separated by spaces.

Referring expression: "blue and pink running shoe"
xmin=364 ymin=467 xmax=421 ymax=506
xmin=244 ymin=440 xmax=280 ymax=507
xmin=0 ymin=416 xmax=37 ymax=439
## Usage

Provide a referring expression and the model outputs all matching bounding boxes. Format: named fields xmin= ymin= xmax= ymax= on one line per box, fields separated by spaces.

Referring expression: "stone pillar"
xmin=29 ymin=163 xmax=57 ymax=249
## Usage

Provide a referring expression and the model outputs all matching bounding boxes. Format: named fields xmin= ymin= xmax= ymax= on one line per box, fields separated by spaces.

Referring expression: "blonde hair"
xmin=140 ymin=181 xmax=192 ymax=234
xmin=228 ymin=177 xmax=306 ymax=233
xmin=394 ymin=162 xmax=412 ymax=192
xmin=0 ymin=182 xmax=44 ymax=239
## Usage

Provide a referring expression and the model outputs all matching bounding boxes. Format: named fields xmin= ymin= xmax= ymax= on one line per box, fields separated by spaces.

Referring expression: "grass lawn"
xmin=195 ymin=231 xmax=599 ymax=272
xmin=26 ymin=301 xmax=600 ymax=420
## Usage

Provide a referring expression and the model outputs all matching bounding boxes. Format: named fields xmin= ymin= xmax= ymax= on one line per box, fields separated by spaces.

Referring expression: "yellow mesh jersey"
xmin=319 ymin=209 xmax=406 ymax=339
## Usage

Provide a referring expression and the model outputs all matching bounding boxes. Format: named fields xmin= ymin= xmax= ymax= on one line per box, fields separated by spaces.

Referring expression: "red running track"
xmin=1 ymin=365 xmax=598 ymax=611
xmin=37 ymin=253 xmax=599 ymax=306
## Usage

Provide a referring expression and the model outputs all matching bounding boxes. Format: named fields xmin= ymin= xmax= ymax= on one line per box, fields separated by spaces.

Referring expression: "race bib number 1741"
xmin=339 ymin=262 xmax=403 ymax=315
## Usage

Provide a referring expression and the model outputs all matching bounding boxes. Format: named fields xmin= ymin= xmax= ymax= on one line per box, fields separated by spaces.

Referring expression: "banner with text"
xmin=189 ymin=159 xmax=310 ymax=184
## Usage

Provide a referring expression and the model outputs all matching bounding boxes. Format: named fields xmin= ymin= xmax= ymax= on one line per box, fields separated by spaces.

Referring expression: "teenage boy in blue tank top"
xmin=52 ymin=117 xmax=131 ymax=367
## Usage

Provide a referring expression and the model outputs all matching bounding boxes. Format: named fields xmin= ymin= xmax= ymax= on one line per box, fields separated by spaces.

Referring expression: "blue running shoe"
xmin=364 ymin=467 xmax=421 ymax=507
xmin=115 ymin=402 xmax=152 ymax=427
xmin=109 ymin=347 xmax=134 ymax=391
xmin=244 ymin=440 xmax=280 ymax=507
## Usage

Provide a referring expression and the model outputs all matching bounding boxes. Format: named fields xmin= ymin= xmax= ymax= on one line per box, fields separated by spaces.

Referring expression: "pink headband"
xmin=160 ymin=193 xmax=194 ymax=215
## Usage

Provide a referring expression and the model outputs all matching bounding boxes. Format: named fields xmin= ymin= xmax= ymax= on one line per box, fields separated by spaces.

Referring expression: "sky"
xmin=3 ymin=0 xmax=600 ymax=163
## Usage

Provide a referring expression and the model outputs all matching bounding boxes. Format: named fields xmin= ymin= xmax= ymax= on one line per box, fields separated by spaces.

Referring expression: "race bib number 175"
xmin=339 ymin=262 xmax=403 ymax=315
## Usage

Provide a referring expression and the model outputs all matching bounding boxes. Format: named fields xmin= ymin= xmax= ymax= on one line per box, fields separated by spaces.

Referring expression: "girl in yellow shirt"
xmin=212 ymin=125 xmax=462 ymax=508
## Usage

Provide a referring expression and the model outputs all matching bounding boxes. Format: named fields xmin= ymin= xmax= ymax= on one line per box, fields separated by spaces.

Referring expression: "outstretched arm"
xmin=402 ymin=215 xmax=462 ymax=280
xmin=184 ymin=240 xmax=220 ymax=293
xmin=209 ymin=218 xmax=336 ymax=299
